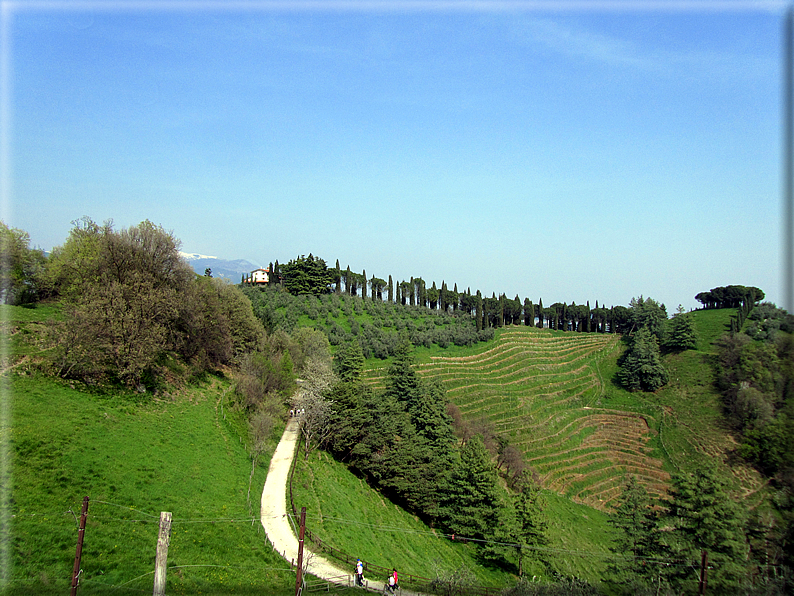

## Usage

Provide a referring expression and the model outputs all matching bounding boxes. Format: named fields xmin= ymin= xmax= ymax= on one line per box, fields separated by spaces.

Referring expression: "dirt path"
xmin=261 ymin=418 xmax=400 ymax=594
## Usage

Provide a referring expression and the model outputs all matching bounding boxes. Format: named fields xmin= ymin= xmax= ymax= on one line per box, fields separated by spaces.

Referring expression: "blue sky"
xmin=3 ymin=1 xmax=785 ymax=312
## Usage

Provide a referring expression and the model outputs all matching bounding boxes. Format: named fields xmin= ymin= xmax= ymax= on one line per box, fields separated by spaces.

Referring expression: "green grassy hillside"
xmin=3 ymin=305 xmax=311 ymax=596
xmin=5 ymin=373 xmax=300 ymax=596
xmin=361 ymin=310 xmax=764 ymax=512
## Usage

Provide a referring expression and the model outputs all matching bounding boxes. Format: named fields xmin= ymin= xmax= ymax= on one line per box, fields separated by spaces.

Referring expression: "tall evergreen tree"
xmin=440 ymin=434 xmax=506 ymax=542
xmin=334 ymin=341 xmax=365 ymax=382
xmin=524 ymin=298 xmax=534 ymax=327
xmin=608 ymin=476 xmax=664 ymax=589
xmin=476 ymin=291 xmax=483 ymax=332
xmin=662 ymin=306 xmax=698 ymax=352
xmin=388 ymin=274 xmax=393 ymax=303
xmin=617 ymin=327 xmax=668 ymax=392
xmin=666 ymin=465 xmax=750 ymax=592
xmin=511 ymin=474 xmax=548 ymax=577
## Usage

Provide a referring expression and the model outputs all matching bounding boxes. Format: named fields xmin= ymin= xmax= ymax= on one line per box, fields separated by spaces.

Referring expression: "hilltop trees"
xmin=695 ymin=285 xmax=764 ymax=310
xmin=280 ymin=254 xmax=333 ymax=296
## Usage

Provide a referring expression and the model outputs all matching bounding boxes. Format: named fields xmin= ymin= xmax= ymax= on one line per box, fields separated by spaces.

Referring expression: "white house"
xmin=244 ymin=267 xmax=270 ymax=285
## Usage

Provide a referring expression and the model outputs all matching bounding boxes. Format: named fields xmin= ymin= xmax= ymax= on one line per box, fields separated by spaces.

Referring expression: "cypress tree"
xmin=476 ymin=291 xmax=483 ymax=332
xmin=335 ymin=259 xmax=342 ymax=294
xmin=536 ymin=298 xmax=543 ymax=328
xmin=388 ymin=275 xmax=393 ymax=303
xmin=585 ymin=300 xmax=590 ymax=333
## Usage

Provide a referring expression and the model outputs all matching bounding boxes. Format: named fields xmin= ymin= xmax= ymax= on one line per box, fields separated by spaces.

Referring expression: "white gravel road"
xmin=260 ymin=417 xmax=398 ymax=594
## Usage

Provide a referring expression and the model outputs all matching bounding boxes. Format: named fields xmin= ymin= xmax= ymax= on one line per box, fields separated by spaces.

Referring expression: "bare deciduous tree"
xmin=294 ymin=357 xmax=336 ymax=460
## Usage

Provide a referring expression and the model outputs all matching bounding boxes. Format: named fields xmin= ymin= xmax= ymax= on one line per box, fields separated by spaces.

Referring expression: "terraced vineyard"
xmin=363 ymin=327 xmax=670 ymax=510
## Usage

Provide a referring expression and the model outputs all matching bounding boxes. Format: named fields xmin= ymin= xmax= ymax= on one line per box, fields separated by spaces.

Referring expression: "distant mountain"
xmin=180 ymin=252 xmax=260 ymax=282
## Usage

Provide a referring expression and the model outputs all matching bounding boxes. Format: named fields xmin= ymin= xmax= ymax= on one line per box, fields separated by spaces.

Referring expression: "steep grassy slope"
xmin=291 ymin=450 xmax=516 ymax=588
xmin=5 ymin=373 xmax=302 ymax=596
xmin=291 ymin=448 xmax=616 ymax=586
xmin=2 ymin=305 xmax=312 ymax=596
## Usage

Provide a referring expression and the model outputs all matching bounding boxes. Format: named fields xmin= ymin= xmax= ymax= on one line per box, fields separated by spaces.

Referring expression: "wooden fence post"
xmin=295 ymin=507 xmax=306 ymax=596
xmin=69 ymin=496 xmax=89 ymax=596
xmin=153 ymin=512 xmax=172 ymax=596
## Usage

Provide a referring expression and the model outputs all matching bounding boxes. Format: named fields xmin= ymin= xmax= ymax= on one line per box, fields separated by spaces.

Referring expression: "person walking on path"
xmin=355 ymin=559 xmax=364 ymax=587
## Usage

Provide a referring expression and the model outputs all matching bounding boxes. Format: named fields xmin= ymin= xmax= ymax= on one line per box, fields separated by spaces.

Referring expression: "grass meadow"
xmin=5 ymin=372 xmax=302 ymax=596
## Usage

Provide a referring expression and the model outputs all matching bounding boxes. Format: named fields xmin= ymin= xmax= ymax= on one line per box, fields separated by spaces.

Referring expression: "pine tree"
xmin=608 ymin=476 xmax=664 ymax=588
xmin=334 ymin=341 xmax=365 ymax=382
xmin=666 ymin=465 xmax=750 ymax=592
xmin=511 ymin=474 xmax=548 ymax=577
xmin=617 ymin=327 xmax=668 ymax=392
xmin=662 ymin=307 xmax=698 ymax=352
xmin=440 ymin=434 xmax=506 ymax=541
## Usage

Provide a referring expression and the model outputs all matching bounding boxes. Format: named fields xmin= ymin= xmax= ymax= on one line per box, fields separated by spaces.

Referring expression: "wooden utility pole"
xmin=294 ymin=507 xmax=306 ymax=596
xmin=70 ymin=496 xmax=90 ymax=596
xmin=153 ymin=512 xmax=172 ymax=596
xmin=698 ymin=550 xmax=708 ymax=595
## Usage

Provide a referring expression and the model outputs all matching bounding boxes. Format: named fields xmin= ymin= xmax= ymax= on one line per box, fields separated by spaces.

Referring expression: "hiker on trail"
xmin=387 ymin=569 xmax=398 ymax=594
xmin=392 ymin=569 xmax=398 ymax=591
xmin=355 ymin=559 xmax=364 ymax=586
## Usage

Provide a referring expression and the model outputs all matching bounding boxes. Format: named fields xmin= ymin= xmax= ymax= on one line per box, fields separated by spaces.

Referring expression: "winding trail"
xmin=260 ymin=418 xmax=399 ymax=593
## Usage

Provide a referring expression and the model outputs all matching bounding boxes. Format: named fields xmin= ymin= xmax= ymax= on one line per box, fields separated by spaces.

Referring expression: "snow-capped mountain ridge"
xmin=180 ymin=252 xmax=261 ymax=281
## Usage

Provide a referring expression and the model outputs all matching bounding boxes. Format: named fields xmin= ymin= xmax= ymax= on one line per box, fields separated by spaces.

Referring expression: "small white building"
xmin=244 ymin=267 xmax=270 ymax=285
